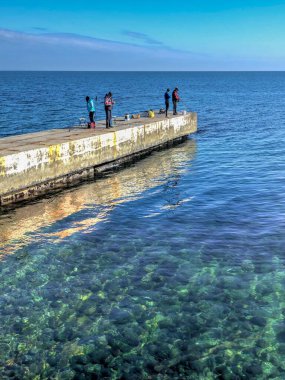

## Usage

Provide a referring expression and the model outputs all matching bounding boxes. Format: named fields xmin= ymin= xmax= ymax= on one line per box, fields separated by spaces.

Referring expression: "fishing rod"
xmin=179 ymin=98 xmax=189 ymax=113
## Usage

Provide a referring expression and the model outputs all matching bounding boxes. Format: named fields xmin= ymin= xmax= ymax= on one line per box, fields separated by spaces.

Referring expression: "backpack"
xmin=105 ymin=96 xmax=112 ymax=106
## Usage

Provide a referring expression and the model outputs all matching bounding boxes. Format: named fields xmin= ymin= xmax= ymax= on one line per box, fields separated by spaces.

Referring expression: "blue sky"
xmin=0 ymin=0 xmax=284 ymax=70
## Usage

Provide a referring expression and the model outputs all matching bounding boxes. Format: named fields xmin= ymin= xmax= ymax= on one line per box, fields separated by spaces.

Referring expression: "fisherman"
xmin=86 ymin=96 xmax=96 ymax=128
xmin=164 ymin=88 xmax=171 ymax=117
xmin=172 ymin=87 xmax=180 ymax=115
xmin=104 ymin=92 xmax=115 ymax=129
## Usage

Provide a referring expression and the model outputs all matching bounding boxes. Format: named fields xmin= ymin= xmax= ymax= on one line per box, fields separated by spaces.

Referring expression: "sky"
xmin=0 ymin=0 xmax=285 ymax=70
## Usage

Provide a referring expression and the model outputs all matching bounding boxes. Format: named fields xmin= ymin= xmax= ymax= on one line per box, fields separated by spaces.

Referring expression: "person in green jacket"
xmin=86 ymin=96 xmax=95 ymax=126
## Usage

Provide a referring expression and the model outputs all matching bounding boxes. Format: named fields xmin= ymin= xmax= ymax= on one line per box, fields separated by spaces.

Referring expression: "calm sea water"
xmin=0 ymin=72 xmax=285 ymax=379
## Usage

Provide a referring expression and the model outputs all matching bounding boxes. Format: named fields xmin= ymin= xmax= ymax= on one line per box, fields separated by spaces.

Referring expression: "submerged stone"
xmin=84 ymin=306 xmax=97 ymax=316
xmin=245 ymin=363 xmax=263 ymax=376
xmin=276 ymin=330 xmax=285 ymax=343
xmin=249 ymin=316 xmax=267 ymax=327
xmin=71 ymin=355 xmax=89 ymax=366
xmin=278 ymin=344 xmax=285 ymax=354
xmin=59 ymin=369 xmax=75 ymax=380
xmin=256 ymin=339 xmax=267 ymax=348
xmin=109 ymin=308 xmax=132 ymax=324
xmin=89 ymin=349 xmax=110 ymax=364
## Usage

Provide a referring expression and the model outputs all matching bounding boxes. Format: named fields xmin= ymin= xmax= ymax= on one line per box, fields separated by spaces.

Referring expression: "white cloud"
xmin=0 ymin=28 xmax=208 ymax=70
xmin=1 ymin=28 xmax=279 ymax=70
xmin=122 ymin=30 xmax=164 ymax=46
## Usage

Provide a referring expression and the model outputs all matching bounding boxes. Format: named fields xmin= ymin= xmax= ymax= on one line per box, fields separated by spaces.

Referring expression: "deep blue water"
xmin=0 ymin=72 xmax=285 ymax=379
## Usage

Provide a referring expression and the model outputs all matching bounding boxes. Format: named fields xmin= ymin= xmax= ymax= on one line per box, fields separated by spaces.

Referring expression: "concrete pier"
xmin=0 ymin=112 xmax=197 ymax=206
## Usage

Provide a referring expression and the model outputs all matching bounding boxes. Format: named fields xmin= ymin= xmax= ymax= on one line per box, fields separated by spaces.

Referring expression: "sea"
xmin=0 ymin=72 xmax=285 ymax=379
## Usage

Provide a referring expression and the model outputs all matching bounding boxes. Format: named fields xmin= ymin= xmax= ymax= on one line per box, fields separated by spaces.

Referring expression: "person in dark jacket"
xmin=172 ymin=87 xmax=180 ymax=115
xmin=164 ymin=89 xmax=171 ymax=117
xmin=104 ymin=92 xmax=115 ymax=128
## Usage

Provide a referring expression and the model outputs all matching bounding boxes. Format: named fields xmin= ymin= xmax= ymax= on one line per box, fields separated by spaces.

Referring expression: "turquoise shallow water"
xmin=0 ymin=72 xmax=285 ymax=379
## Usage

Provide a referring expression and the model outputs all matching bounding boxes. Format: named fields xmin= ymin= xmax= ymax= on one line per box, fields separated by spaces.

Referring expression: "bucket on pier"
xmin=110 ymin=118 xmax=116 ymax=127
xmin=79 ymin=117 xmax=86 ymax=127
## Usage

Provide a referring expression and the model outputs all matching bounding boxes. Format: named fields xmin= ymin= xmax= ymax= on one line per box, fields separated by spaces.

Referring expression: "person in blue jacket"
xmin=164 ymin=88 xmax=171 ymax=117
xmin=86 ymin=96 xmax=95 ymax=127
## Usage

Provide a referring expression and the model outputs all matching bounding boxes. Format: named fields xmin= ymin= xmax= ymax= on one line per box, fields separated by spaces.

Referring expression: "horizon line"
xmin=1 ymin=70 xmax=285 ymax=73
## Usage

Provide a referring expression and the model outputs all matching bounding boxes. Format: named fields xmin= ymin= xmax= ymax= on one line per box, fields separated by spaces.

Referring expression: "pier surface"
xmin=0 ymin=112 xmax=197 ymax=206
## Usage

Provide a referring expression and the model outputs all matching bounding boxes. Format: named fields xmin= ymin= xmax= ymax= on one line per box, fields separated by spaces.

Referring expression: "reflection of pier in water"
xmin=0 ymin=139 xmax=196 ymax=256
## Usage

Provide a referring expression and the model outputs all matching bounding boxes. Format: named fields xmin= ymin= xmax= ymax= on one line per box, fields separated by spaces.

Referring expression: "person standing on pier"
xmin=104 ymin=92 xmax=115 ymax=129
xmin=164 ymin=88 xmax=171 ymax=117
xmin=172 ymin=88 xmax=180 ymax=115
xmin=86 ymin=96 xmax=96 ymax=128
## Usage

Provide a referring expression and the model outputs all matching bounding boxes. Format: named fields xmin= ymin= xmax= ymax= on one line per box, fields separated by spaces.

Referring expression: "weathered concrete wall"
xmin=0 ymin=112 xmax=197 ymax=205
